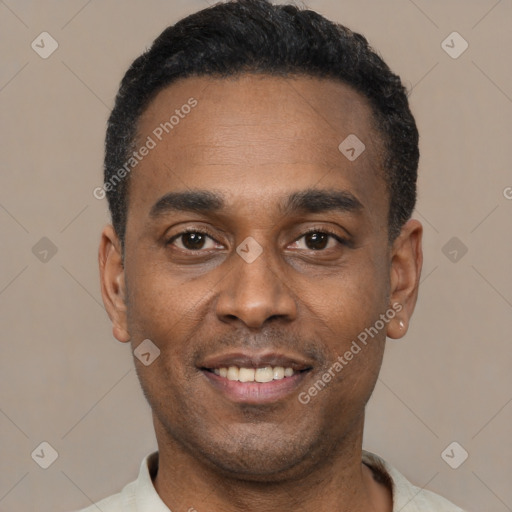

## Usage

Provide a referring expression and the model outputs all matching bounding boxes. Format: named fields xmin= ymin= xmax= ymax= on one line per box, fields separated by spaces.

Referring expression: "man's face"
xmin=101 ymin=75 xmax=420 ymax=480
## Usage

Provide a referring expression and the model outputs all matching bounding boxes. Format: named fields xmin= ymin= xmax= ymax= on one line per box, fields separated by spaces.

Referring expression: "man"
xmin=80 ymin=0 xmax=465 ymax=510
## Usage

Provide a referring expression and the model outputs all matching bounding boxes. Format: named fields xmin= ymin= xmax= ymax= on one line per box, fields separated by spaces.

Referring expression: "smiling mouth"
xmin=202 ymin=365 xmax=312 ymax=404
xmin=199 ymin=352 xmax=314 ymax=403
xmin=204 ymin=365 xmax=307 ymax=383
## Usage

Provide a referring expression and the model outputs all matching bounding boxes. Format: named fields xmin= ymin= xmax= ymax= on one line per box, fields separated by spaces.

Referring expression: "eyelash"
xmin=166 ymin=227 xmax=219 ymax=249
xmin=300 ymin=227 xmax=348 ymax=246
xmin=166 ymin=227 xmax=348 ymax=252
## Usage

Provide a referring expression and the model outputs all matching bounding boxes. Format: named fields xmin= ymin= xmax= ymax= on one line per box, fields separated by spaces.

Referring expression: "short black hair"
xmin=104 ymin=0 xmax=418 ymax=245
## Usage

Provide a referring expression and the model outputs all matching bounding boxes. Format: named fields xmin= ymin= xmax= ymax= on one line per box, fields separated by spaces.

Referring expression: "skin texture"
xmin=99 ymin=74 xmax=423 ymax=512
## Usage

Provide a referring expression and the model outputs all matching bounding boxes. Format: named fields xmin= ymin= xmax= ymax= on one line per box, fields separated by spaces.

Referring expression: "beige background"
xmin=1 ymin=1 xmax=511 ymax=511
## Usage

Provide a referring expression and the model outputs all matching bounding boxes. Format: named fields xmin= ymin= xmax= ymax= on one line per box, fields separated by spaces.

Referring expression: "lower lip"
xmin=202 ymin=370 xmax=309 ymax=404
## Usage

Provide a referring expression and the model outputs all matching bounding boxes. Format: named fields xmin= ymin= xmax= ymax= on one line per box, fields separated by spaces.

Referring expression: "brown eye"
xmin=168 ymin=230 xmax=219 ymax=251
xmin=181 ymin=232 xmax=207 ymax=250
xmin=289 ymin=230 xmax=345 ymax=251
xmin=304 ymin=232 xmax=329 ymax=250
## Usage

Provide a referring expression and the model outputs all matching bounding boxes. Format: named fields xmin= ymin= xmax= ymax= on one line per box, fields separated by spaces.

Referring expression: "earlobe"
xmin=98 ymin=225 xmax=131 ymax=343
xmin=386 ymin=219 xmax=423 ymax=340
xmin=387 ymin=316 xmax=408 ymax=339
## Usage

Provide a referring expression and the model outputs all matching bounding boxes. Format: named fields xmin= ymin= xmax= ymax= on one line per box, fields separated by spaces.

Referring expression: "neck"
xmin=152 ymin=417 xmax=392 ymax=512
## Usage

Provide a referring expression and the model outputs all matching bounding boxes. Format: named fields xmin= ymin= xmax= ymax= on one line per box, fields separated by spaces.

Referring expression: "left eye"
xmin=168 ymin=231 xmax=220 ymax=251
xmin=289 ymin=231 xmax=343 ymax=251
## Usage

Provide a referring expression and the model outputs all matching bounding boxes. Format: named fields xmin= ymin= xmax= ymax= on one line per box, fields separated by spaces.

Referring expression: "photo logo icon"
xmin=441 ymin=32 xmax=468 ymax=59
xmin=134 ymin=339 xmax=161 ymax=366
xmin=338 ymin=134 xmax=366 ymax=161
xmin=236 ymin=237 xmax=263 ymax=264
xmin=31 ymin=441 xmax=59 ymax=469
xmin=442 ymin=236 xmax=468 ymax=263
xmin=31 ymin=32 xmax=59 ymax=59
xmin=441 ymin=441 xmax=468 ymax=469
xmin=32 ymin=237 xmax=58 ymax=263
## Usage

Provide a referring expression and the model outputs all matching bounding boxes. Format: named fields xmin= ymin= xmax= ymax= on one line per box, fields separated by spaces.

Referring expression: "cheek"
xmin=124 ymin=266 xmax=203 ymax=408
xmin=123 ymin=259 xmax=219 ymax=379
xmin=311 ymin=252 xmax=389 ymax=338
xmin=302 ymin=247 xmax=389 ymax=404
xmin=125 ymin=257 xmax=201 ymax=325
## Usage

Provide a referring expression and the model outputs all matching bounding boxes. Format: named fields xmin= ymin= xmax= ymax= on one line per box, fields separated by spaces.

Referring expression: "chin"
xmin=186 ymin=422 xmax=326 ymax=482
xmin=202 ymin=448 xmax=310 ymax=482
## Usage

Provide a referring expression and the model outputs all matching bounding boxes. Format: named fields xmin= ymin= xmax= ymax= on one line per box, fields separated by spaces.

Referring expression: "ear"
xmin=98 ymin=225 xmax=130 ymax=343
xmin=386 ymin=219 xmax=423 ymax=339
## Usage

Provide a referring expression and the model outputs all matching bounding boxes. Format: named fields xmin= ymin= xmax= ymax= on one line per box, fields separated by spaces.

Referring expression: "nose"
xmin=215 ymin=244 xmax=297 ymax=329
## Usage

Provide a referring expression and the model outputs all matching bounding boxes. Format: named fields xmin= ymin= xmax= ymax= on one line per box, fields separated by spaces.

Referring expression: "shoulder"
xmin=362 ymin=450 xmax=467 ymax=512
xmin=69 ymin=451 xmax=171 ymax=511
xmin=69 ymin=451 xmax=160 ymax=512
xmin=71 ymin=480 xmax=137 ymax=512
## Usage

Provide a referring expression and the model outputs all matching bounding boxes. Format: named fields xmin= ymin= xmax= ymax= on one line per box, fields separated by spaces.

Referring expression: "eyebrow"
xmin=283 ymin=189 xmax=363 ymax=216
xmin=148 ymin=188 xmax=363 ymax=218
xmin=149 ymin=190 xmax=224 ymax=217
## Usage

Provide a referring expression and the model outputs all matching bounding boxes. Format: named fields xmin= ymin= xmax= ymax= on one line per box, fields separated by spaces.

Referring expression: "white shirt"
xmin=74 ymin=450 xmax=466 ymax=512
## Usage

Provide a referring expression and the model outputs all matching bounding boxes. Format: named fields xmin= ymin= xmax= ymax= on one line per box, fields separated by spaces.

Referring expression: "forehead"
xmin=129 ymin=74 xmax=387 ymax=221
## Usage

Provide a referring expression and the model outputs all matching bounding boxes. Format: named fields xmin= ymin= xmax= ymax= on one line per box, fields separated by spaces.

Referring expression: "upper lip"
xmin=199 ymin=351 xmax=314 ymax=371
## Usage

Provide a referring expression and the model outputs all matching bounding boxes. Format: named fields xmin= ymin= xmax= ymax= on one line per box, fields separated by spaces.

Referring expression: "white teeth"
xmin=239 ymin=368 xmax=255 ymax=382
xmin=273 ymin=367 xmax=285 ymax=380
xmin=212 ymin=365 xmax=296 ymax=382
xmin=227 ymin=366 xmax=239 ymax=381
xmin=255 ymin=367 xmax=274 ymax=383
